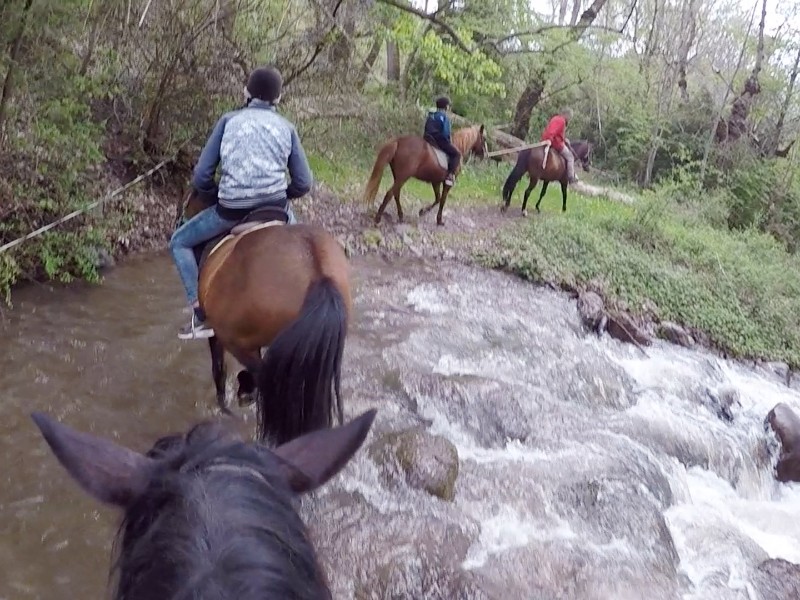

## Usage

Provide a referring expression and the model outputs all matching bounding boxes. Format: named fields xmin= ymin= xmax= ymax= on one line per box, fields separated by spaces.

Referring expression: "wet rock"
xmin=606 ymin=312 xmax=651 ymax=347
xmin=658 ymin=321 xmax=695 ymax=348
xmin=554 ymin=473 xmax=679 ymax=577
xmin=765 ymin=402 xmax=800 ymax=482
xmin=90 ymin=246 xmax=115 ymax=270
xmin=767 ymin=361 xmax=791 ymax=385
xmin=305 ymin=490 xmax=479 ymax=600
xmin=471 ymin=541 xmax=679 ymax=600
xmin=704 ymin=385 xmax=742 ymax=423
xmin=577 ymin=291 xmax=605 ymax=332
xmin=369 ymin=428 xmax=460 ymax=501
xmin=750 ymin=558 xmax=800 ymax=600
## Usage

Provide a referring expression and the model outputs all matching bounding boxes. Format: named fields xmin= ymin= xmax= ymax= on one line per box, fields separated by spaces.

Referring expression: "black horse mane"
xmin=110 ymin=421 xmax=331 ymax=600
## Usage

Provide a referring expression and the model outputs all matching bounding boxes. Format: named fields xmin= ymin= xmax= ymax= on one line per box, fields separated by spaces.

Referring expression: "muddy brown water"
xmin=2 ymin=251 xmax=800 ymax=600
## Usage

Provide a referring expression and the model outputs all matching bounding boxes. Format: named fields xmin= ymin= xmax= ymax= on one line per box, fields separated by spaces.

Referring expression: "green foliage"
xmin=478 ymin=193 xmax=800 ymax=367
xmin=388 ymin=14 xmax=505 ymax=101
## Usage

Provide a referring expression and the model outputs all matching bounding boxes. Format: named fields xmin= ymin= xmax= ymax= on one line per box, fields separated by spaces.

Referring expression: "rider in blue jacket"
xmin=423 ymin=96 xmax=460 ymax=187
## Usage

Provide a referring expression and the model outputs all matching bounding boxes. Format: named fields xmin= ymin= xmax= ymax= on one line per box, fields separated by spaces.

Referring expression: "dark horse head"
xmin=31 ymin=408 xmax=377 ymax=600
xmin=570 ymin=140 xmax=593 ymax=171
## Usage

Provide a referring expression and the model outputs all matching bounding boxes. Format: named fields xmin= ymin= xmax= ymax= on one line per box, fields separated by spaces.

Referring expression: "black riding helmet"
xmin=435 ymin=96 xmax=451 ymax=110
xmin=247 ymin=67 xmax=283 ymax=103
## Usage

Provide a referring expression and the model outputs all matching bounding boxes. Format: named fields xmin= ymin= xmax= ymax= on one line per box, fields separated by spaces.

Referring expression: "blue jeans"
xmin=170 ymin=204 xmax=298 ymax=305
xmin=170 ymin=206 xmax=239 ymax=305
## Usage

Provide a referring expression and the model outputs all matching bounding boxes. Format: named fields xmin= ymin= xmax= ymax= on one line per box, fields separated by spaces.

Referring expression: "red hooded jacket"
xmin=541 ymin=115 xmax=567 ymax=151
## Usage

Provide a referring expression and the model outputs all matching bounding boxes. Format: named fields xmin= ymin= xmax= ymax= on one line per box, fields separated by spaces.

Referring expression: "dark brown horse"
xmin=363 ymin=125 xmax=488 ymax=226
xmin=179 ymin=192 xmax=352 ymax=445
xmin=501 ymin=140 xmax=592 ymax=216
xmin=31 ymin=408 xmax=377 ymax=599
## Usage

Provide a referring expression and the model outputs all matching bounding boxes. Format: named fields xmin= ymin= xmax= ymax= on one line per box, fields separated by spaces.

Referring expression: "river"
xmin=1 ymin=252 xmax=798 ymax=599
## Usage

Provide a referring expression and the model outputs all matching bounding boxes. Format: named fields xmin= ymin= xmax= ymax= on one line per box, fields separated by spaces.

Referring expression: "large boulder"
xmin=750 ymin=558 xmax=800 ymax=600
xmin=766 ymin=402 xmax=800 ymax=482
xmin=657 ymin=321 xmax=695 ymax=348
xmin=369 ymin=428 xmax=460 ymax=501
xmin=577 ymin=291 xmax=605 ymax=332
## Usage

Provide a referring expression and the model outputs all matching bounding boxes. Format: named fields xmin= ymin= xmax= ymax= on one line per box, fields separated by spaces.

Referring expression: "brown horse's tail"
xmin=502 ymin=149 xmax=531 ymax=204
xmin=256 ymin=277 xmax=347 ymax=446
xmin=362 ymin=140 xmax=397 ymax=207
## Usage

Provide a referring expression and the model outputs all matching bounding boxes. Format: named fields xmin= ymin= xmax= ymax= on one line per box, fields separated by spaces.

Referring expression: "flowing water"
xmin=0 ymin=253 xmax=798 ymax=599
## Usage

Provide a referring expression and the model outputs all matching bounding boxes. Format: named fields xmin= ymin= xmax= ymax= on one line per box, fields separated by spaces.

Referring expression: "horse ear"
xmin=31 ymin=412 xmax=154 ymax=507
xmin=274 ymin=409 xmax=377 ymax=494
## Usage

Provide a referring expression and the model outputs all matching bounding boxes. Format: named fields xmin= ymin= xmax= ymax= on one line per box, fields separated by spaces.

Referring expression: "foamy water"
xmin=310 ymin=261 xmax=800 ymax=598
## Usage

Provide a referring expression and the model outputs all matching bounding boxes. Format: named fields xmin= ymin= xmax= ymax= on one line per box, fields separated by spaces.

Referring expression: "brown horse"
xmin=362 ymin=125 xmax=488 ymax=226
xmin=501 ymin=140 xmax=592 ymax=216
xmin=179 ymin=192 xmax=352 ymax=445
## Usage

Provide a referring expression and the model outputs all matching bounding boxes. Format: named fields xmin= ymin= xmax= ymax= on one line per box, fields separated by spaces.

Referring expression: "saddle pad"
xmin=432 ymin=147 xmax=448 ymax=170
xmin=208 ymin=220 xmax=284 ymax=258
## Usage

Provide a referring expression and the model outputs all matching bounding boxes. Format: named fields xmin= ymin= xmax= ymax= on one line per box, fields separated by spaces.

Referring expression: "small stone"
xmin=658 ymin=321 xmax=695 ymax=348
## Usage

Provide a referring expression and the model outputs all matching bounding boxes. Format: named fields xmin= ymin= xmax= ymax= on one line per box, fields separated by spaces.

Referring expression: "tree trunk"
xmin=0 ymin=0 xmax=35 ymax=145
xmin=640 ymin=0 xmax=660 ymax=75
xmin=356 ymin=31 xmax=384 ymax=89
xmin=387 ymin=40 xmax=400 ymax=82
xmin=327 ymin=0 xmax=355 ymax=68
xmin=570 ymin=0 xmax=582 ymax=26
xmin=509 ymin=0 xmax=608 ymax=141
xmin=559 ymin=0 xmax=569 ymax=25
xmin=722 ymin=0 xmax=767 ymax=144
xmin=767 ymin=44 xmax=800 ymax=156
xmin=676 ymin=0 xmax=698 ymax=103
xmin=510 ymin=75 xmax=545 ymax=140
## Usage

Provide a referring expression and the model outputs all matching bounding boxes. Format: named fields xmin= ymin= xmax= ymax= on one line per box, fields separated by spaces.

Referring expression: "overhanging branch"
xmin=376 ymin=0 xmax=473 ymax=54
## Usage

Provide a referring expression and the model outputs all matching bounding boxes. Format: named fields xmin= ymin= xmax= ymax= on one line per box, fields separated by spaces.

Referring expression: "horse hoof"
xmin=418 ymin=208 xmax=425 ymax=217
xmin=536 ymin=207 xmax=541 ymax=213
xmin=500 ymin=205 xmax=507 ymax=213
xmin=437 ymin=220 xmax=445 ymax=227
xmin=522 ymin=209 xmax=528 ymax=218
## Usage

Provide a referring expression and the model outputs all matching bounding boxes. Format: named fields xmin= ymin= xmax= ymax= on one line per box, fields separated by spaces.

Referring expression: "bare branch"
xmin=376 ymin=0 xmax=473 ymax=54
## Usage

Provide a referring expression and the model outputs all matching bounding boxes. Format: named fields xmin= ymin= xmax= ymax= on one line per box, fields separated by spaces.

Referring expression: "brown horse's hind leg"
xmin=375 ymin=186 xmax=395 ymax=225
xmin=560 ymin=181 xmax=568 ymax=212
xmin=436 ymin=185 xmax=452 ymax=226
xmin=208 ymin=337 xmax=229 ymax=414
xmin=419 ymin=183 xmax=442 ymax=217
xmin=522 ymin=179 xmax=542 ymax=216
xmin=375 ymin=177 xmax=408 ymax=225
xmin=393 ymin=186 xmax=405 ymax=222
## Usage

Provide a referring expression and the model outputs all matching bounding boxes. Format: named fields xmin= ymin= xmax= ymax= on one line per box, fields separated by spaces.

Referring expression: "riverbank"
xmin=299 ymin=153 xmax=800 ymax=376
xmin=7 ymin=151 xmax=800 ymax=378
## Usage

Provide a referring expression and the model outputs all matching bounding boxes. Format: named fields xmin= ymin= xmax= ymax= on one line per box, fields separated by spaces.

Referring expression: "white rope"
xmin=485 ymin=140 xmax=550 ymax=158
xmin=0 ymin=151 xmax=182 ymax=254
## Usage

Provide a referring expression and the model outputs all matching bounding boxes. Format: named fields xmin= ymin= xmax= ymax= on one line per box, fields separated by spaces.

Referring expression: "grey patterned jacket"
xmin=192 ymin=99 xmax=313 ymax=210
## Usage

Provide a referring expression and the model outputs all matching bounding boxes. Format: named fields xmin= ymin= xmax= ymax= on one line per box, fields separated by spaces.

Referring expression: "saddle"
xmin=429 ymin=145 xmax=449 ymax=171
xmin=192 ymin=205 xmax=290 ymax=270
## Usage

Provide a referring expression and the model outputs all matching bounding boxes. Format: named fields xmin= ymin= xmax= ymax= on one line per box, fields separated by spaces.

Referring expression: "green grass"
xmin=309 ymin=150 xmax=800 ymax=367
xmin=478 ymin=194 xmax=800 ymax=367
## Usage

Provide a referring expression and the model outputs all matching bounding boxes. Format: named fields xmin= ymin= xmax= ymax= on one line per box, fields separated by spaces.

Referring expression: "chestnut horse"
xmin=178 ymin=191 xmax=352 ymax=445
xmin=31 ymin=408 xmax=377 ymax=599
xmin=501 ymin=140 xmax=592 ymax=216
xmin=362 ymin=125 xmax=488 ymax=226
